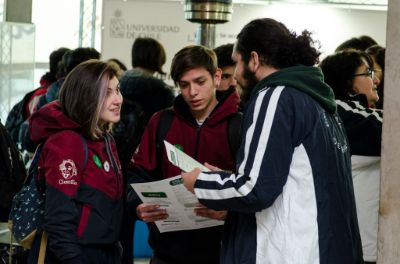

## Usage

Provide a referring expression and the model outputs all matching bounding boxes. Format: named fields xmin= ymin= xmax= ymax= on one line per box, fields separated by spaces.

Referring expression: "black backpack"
xmin=5 ymin=90 xmax=36 ymax=147
xmin=0 ymin=122 xmax=26 ymax=222
xmin=8 ymin=134 xmax=88 ymax=249
xmin=155 ymin=108 xmax=243 ymax=166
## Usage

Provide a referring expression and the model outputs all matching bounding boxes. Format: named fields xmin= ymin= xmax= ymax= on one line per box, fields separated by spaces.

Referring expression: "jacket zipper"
xmin=194 ymin=124 xmax=201 ymax=159
xmin=105 ymin=134 xmax=121 ymax=198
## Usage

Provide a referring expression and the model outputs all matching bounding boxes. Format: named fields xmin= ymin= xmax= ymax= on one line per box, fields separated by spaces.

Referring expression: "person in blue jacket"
xmin=182 ymin=18 xmax=363 ymax=264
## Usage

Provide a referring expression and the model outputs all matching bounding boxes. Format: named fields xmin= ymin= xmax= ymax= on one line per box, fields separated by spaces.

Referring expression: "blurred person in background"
xmin=366 ymin=45 xmax=385 ymax=109
xmin=5 ymin=47 xmax=70 ymax=147
xmin=38 ymin=47 xmax=101 ymax=108
xmin=335 ymin=35 xmax=377 ymax=52
xmin=114 ymin=37 xmax=175 ymax=264
xmin=213 ymin=43 xmax=239 ymax=94
xmin=320 ymin=50 xmax=382 ymax=264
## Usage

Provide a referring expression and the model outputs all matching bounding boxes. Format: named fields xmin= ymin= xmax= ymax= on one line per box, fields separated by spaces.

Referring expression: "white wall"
xmin=30 ymin=0 xmax=387 ymax=66
xmin=101 ymin=0 xmax=196 ymax=79
xmin=32 ymin=0 xmax=81 ymax=62
xmin=31 ymin=0 xmax=103 ymax=86
xmin=0 ymin=22 xmax=35 ymax=122
xmin=101 ymin=0 xmax=387 ymax=81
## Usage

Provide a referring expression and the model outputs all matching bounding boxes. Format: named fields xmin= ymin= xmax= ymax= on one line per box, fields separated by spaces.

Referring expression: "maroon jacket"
xmin=29 ymin=101 xmax=123 ymax=263
xmin=127 ymin=88 xmax=241 ymax=264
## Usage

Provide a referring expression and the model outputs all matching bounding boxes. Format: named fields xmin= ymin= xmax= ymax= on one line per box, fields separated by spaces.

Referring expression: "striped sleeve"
xmin=336 ymin=100 xmax=382 ymax=156
xmin=194 ymin=86 xmax=295 ymax=213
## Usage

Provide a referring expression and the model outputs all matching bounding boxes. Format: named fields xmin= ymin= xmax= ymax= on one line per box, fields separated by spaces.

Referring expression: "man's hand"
xmin=204 ymin=162 xmax=222 ymax=171
xmin=194 ymin=203 xmax=227 ymax=220
xmin=136 ymin=203 xmax=168 ymax=223
xmin=181 ymin=168 xmax=202 ymax=193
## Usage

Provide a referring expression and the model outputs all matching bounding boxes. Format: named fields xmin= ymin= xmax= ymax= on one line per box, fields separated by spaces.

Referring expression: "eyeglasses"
xmin=353 ymin=68 xmax=375 ymax=80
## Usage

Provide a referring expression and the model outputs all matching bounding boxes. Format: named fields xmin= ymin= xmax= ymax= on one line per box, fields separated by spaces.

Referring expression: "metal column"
xmin=79 ymin=0 xmax=97 ymax=47
xmin=184 ymin=0 xmax=233 ymax=49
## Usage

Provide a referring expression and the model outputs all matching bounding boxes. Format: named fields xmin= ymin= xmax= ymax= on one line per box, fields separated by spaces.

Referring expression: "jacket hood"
xmin=29 ymin=100 xmax=82 ymax=143
xmin=119 ymin=72 xmax=175 ymax=117
xmin=174 ymin=87 xmax=241 ymax=126
xmin=251 ymin=66 xmax=337 ymax=113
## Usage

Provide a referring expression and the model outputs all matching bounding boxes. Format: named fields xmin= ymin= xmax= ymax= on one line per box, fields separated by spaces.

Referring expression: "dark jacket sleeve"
xmin=39 ymin=132 xmax=86 ymax=262
xmin=337 ymin=100 xmax=383 ymax=156
xmin=194 ymin=87 xmax=295 ymax=212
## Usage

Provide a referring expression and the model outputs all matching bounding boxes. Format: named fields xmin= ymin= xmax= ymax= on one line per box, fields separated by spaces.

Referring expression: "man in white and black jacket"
xmin=182 ymin=18 xmax=363 ymax=264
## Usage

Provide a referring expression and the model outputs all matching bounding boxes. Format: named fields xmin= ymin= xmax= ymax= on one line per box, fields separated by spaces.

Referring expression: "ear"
xmin=248 ymin=51 xmax=261 ymax=72
xmin=214 ymin=68 xmax=222 ymax=87
xmin=348 ymin=79 xmax=358 ymax=94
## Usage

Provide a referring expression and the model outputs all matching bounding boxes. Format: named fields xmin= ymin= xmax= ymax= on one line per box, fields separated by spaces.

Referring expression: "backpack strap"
xmin=38 ymin=232 xmax=48 ymax=264
xmin=155 ymin=108 xmax=175 ymax=177
xmin=227 ymin=112 xmax=243 ymax=156
xmin=154 ymin=109 xmax=242 ymax=170
xmin=28 ymin=144 xmax=44 ymax=185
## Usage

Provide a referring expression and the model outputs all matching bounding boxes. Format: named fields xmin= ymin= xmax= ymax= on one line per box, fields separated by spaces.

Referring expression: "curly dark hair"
xmin=235 ymin=18 xmax=321 ymax=69
xmin=319 ymin=50 xmax=374 ymax=101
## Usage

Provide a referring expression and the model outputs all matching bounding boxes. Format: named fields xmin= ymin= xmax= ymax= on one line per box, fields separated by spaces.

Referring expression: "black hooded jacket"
xmin=113 ymin=70 xmax=175 ymax=180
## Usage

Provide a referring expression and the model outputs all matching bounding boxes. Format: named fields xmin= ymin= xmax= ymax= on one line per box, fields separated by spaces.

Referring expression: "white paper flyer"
xmin=131 ymin=175 xmax=223 ymax=233
xmin=164 ymin=140 xmax=210 ymax=172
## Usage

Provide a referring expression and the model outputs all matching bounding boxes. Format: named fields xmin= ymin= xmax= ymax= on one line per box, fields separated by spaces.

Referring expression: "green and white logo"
xmin=93 ymin=155 xmax=102 ymax=168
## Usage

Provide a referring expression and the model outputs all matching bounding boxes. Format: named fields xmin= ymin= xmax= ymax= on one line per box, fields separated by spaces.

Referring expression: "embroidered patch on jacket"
xmin=58 ymin=159 xmax=78 ymax=185
xmin=93 ymin=154 xmax=102 ymax=168
xmin=103 ymin=161 xmax=110 ymax=172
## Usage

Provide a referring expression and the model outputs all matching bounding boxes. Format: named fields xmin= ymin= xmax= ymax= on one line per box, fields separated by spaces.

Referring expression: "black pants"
xmin=120 ymin=209 xmax=136 ymax=264
xmin=28 ymin=234 xmax=121 ymax=264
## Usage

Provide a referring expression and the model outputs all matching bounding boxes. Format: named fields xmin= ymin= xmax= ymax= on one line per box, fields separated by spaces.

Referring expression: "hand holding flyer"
xmin=131 ymin=176 xmax=223 ymax=233
xmin=130 ymin=142 xmax=221 ymax=232
xmin=164 ymin=140 xmax=210 ymax=172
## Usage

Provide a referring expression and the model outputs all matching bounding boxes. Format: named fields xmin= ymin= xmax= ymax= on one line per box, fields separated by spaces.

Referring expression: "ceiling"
xmin=232 ymin=0 xmax=387 ymax=6
xmin=125 ymin=0 xmax=388 ymax=10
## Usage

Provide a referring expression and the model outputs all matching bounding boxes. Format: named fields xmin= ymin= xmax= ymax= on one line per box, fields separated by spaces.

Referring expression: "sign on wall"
xmin=101 ymin=0 xmax=387 ymax=83
xmin=102 ymin=1 xmax=199 ymax=82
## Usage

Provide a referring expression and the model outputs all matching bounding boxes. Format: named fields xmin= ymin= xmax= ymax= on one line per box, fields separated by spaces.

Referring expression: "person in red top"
xmin=127 ymin=45 xmax=241 ymax=264
xmin=29 ymin=60 xmax=124 ymax=264
xmin=27 ymin=47 xmax=70 ymax=117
